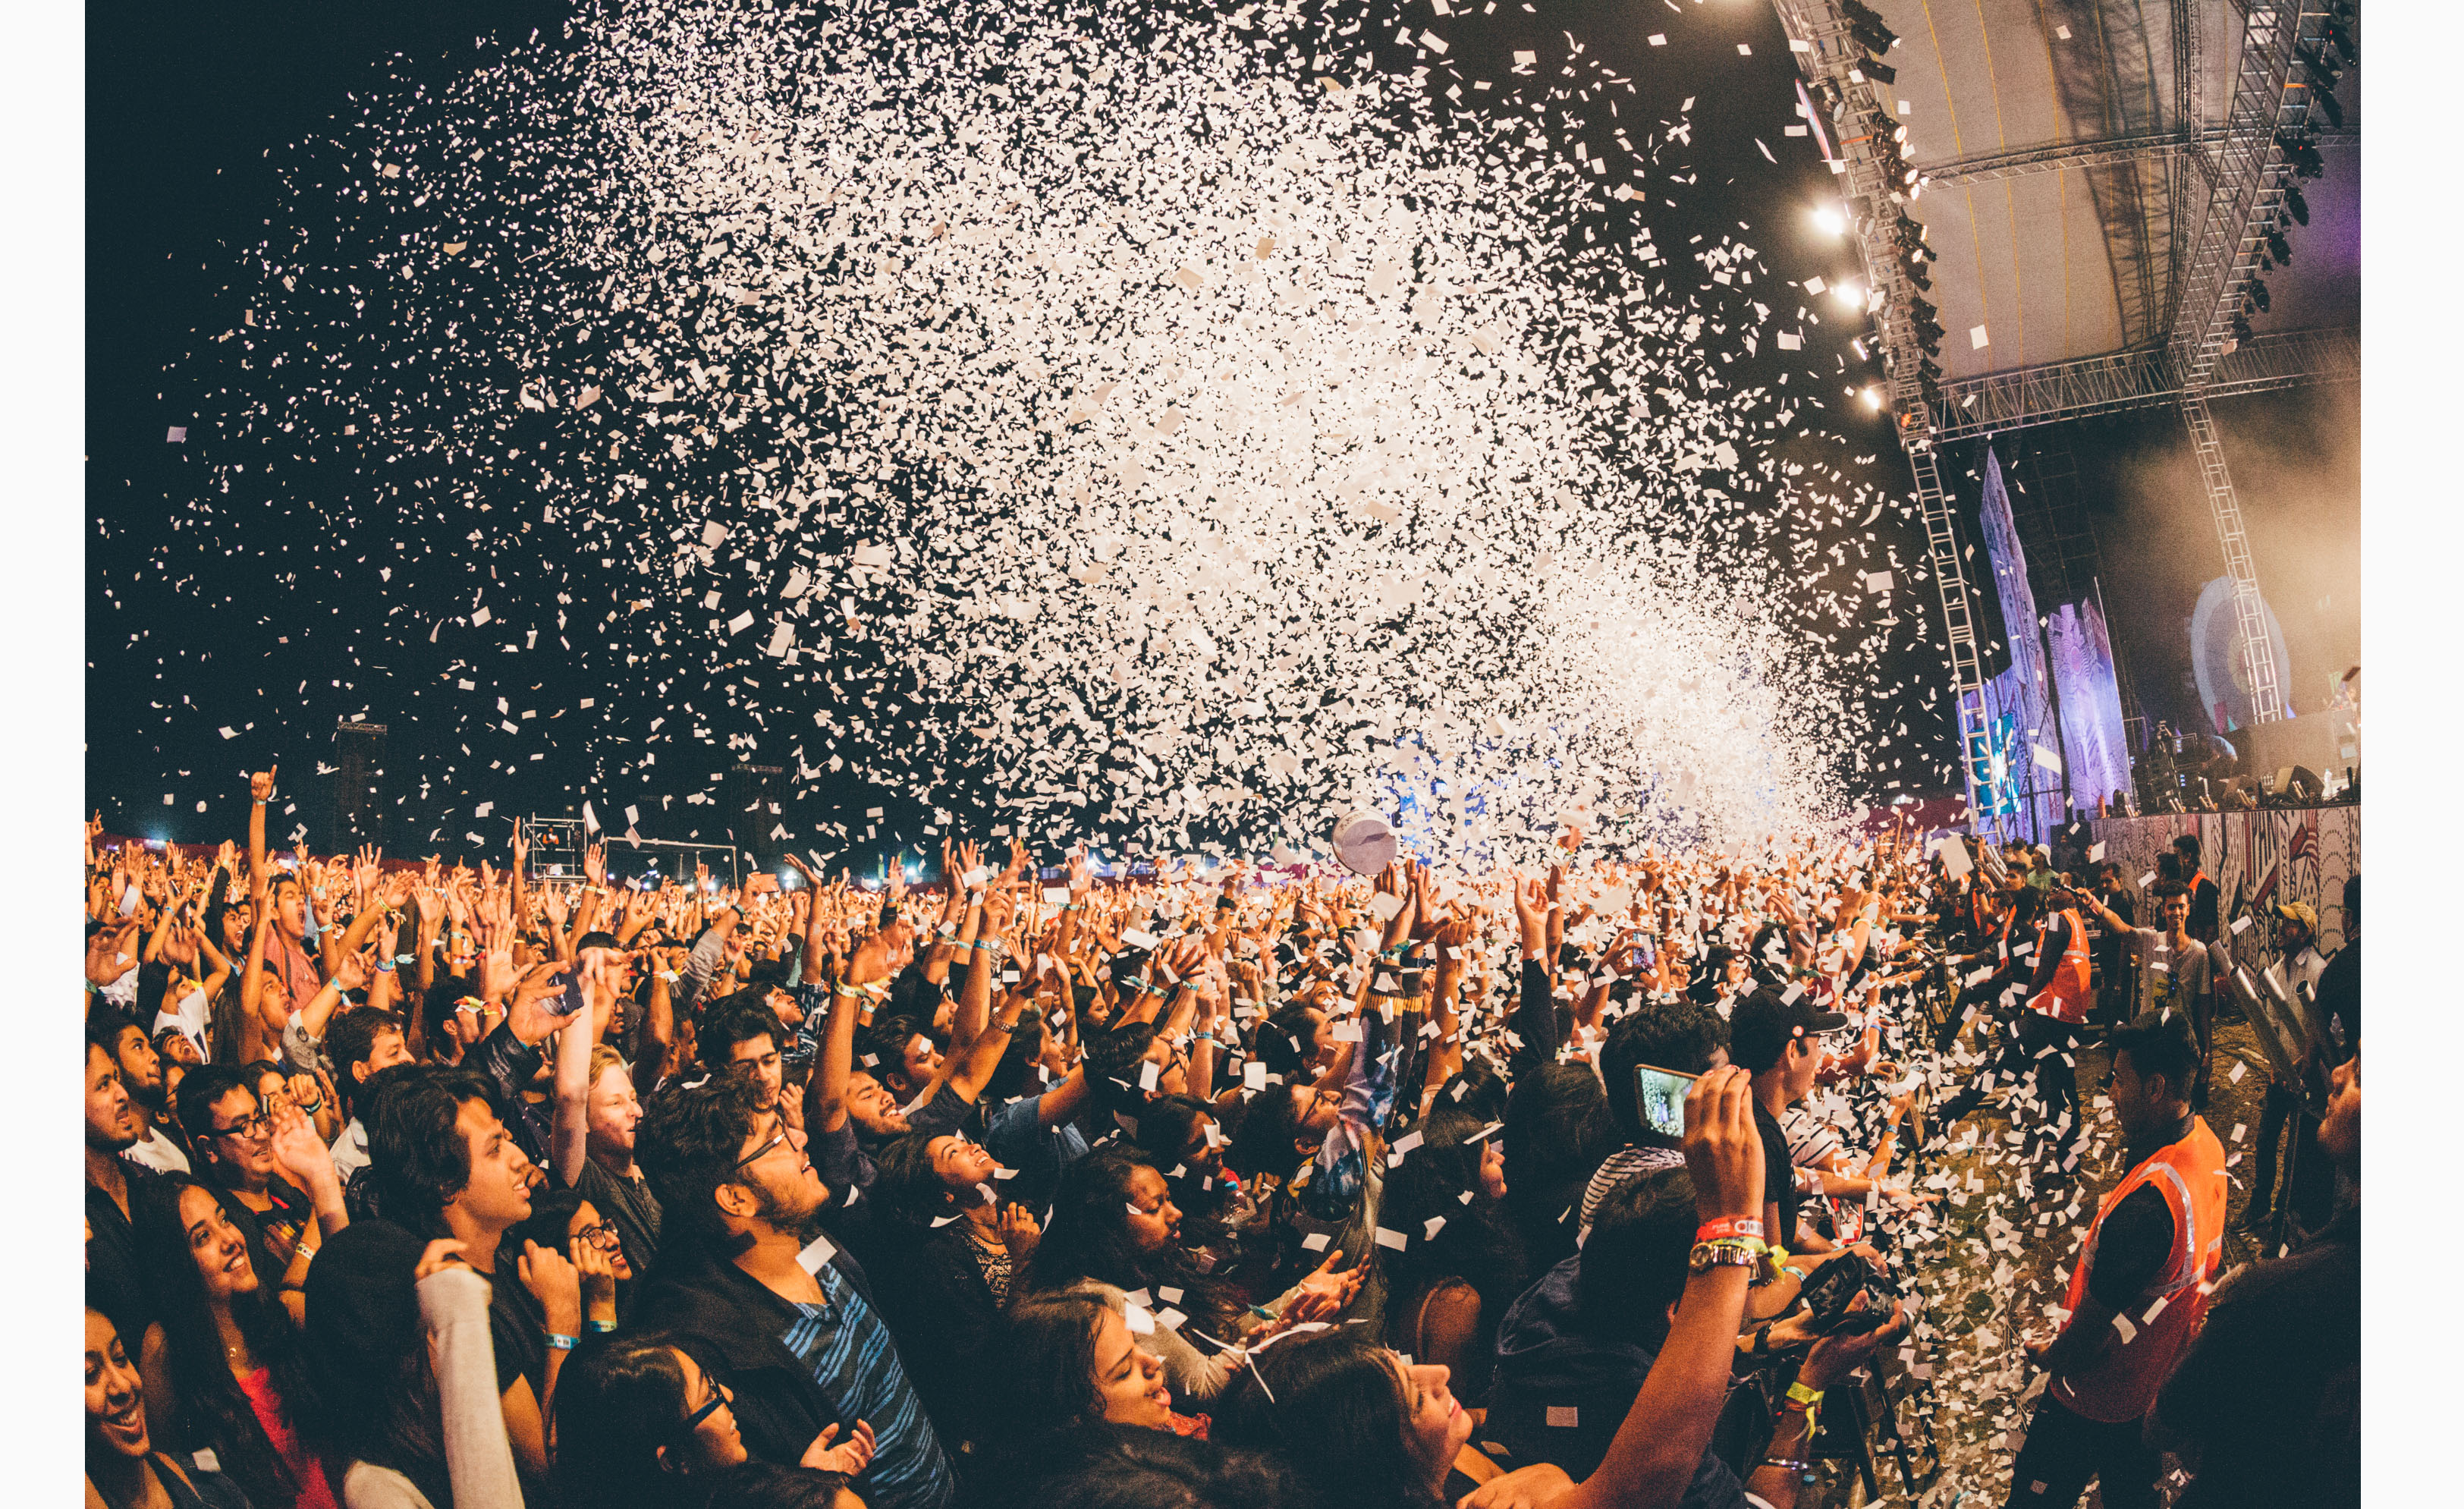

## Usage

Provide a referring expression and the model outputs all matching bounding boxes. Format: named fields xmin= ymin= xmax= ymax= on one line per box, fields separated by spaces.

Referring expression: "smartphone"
xmin=1632 ymin=1061 xmax=1699 ymax=1140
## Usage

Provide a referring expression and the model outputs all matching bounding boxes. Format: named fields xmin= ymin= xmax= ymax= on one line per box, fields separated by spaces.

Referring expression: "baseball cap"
xmin=2272 ymin=901 xmax=2318 ymax=929
xmin=1727 ymin=987 xmax=1850 ymax=1074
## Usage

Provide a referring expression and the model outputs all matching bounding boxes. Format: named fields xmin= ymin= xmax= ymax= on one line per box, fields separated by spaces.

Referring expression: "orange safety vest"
xmin=2052 ymin=1117 xmax=2227 ymax=1423
xmin=2027 ymin=910 xmax=2092 ymax=1025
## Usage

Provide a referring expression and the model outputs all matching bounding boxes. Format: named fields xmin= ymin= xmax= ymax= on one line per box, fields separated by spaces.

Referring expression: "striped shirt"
xmin=777 ymin=1261 xmax=954 ymax=1509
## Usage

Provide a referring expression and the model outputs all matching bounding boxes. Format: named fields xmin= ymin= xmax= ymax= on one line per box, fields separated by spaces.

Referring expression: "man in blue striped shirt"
xmin=635 ymin=1077 xmax=955 ymax=1509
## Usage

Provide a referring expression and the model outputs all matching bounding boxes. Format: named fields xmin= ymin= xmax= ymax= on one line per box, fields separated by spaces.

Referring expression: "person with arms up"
xmin=2004 ymin=1011 xmax=2224 ymax=1509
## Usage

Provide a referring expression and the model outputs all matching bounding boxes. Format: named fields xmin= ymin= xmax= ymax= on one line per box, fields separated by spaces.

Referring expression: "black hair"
xmin=976 ymin=1292 xmax=1115 ymax=1451
xmin=1223 ymin=1081 xmax=1310 ymax=1184
xmin=326 ymin=1004 xmax=407 ymax=1121
xmin=1502 ymin=1063 xmax=1616 ymax=1218
xmin=701 ymin=1460 xmax=857 ymax=1509
xmin=2148 ymin=879 xmax=2189 ymax=904
xmin=2007 ymin=884 xmax=2046 ymax=926
xmin=985 ymin=1008 xmax=1054 ymax=1102
xmin=1082 ymin=1020 xmax=1161 ymax=1118
xmin=1027 ymin=1145 xmax=1240 ymax=1335
xmin=1376 ymin=1089 xmax=1526 ymax=1350
xmin=870 ymin=1130 xmax=972 ymax=1228
xmin=508 ymin=1184 xmax=596 ymax=1267
xmin=550 ymin=1333 xmax=823 ymax=1509
xmin=887 ymin=962 xmax=948 ymax=1023
xmin=694 ymin=994 xmax=782 ymax=1072
xmin=1252 ymin=1004 xmax=1324 ymax=1081
xmin=1130 ymin=1092 xmax=1215 ymax=1170
xmin=1008 ymin=1424 xmax=1310 ymax=1509
xmin=128 ymin=1174 xmax=324 ymax=1506
xmin=173 ymin=1063 xmax=255 ymax=1185
xmin=363 ymin=1065 xmax=504 ymax=1237
xmin=1574 ymin=1167 xmax=1697 ymax=1347
xmin=1600 ymin=998 xmax=1727 ymax=1148
xmin=2173 ymin=834 xmax=2202 ymax=865
xmin=1211 ymin=1327 xmax=1433 ymax=1509
xmin=2110 ymin=1009 xmax=2201 ymax=1102
xmin=857 ymin=1014 xmax=934 ymax=1092
xmin=635 ymin=1074 xmax=770 ymax=1245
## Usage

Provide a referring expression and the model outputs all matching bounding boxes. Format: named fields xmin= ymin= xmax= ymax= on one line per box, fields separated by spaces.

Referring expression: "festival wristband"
xmin=1696 ymin=1217 xmax=1765 ymax=1243
xmin=545 ymin=1331 xmax=579 ymax=1351
xmin=1784 ymin=1381 xmax=1824 ymax=1412
xmin=586 ymin=1319 xmax=619 ymax=1335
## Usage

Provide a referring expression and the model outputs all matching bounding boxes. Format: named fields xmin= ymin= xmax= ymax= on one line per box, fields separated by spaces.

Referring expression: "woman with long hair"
xmin=1209 ymin=1327 xmax=1493 ymax=1509
xmin=86 ymin=1307 xmax=253 ymax=1509
xmin=175 ymin=1066 xmax=350 ymax=1328
xmin=1501 ymin=1061 xmax=1617 ymax=1274
xmin=552 ymin=1334 xmax=869 ymax=1509
xmin=971 ymin=1291 xmax=1212 ymax=1499
xmin=1375 ymin=1080 xmax=1527 ymax=1406
xmin=130 ymin=1176 xmax=339 ymax=1509
xmin=1027 ymin=1146 xmax=1354 ymax=1405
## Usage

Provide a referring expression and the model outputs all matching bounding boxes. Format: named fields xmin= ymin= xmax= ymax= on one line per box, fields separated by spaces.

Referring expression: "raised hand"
xmin=250 ymin=767 xmax=278 ymax=803
xmin=803 ymin=1419 xmax=877 ymax=1477
xmin=265 ymin=1094 xmax=338 ymax=1194
xmin=517 ymin=1239 xmax=583 ymax=1337
xmin=584 ymin=843 xmax=607 ymax=888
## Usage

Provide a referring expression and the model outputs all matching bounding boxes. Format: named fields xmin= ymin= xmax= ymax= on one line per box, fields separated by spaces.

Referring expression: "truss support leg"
xmin=2179 ymin=390 xmax=2285 ymax=728
xmin=1907 ymin=440 xmax=1995 ymax=829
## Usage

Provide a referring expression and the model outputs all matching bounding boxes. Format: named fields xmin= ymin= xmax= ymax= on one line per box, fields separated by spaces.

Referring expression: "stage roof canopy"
xmin=1860 ymin=0 xmax=2357 ymax=413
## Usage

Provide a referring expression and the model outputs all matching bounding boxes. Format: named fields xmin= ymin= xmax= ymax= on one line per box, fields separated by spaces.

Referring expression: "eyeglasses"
xmin=573 ymin=1219 xmax=624 ymax=1253
xmin=665 ymin=1379 xmax=734 ymax=1446
xmin=212 ymin=1111 xmax=272 ymax=1142
xmin=734 ymin=1119 xmax=790 ymax=1171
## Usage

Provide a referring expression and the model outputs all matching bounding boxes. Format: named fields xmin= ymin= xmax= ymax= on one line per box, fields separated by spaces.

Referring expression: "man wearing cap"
xmin=2242 ymin=900 xmax=2331 ymax=1234
xmin=1727 ymin=988 xmax=1850 ymax=1258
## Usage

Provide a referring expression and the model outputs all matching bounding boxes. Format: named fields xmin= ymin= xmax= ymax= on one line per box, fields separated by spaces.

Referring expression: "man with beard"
xmin=634 ymin=1075 xmax=954 ymax=1509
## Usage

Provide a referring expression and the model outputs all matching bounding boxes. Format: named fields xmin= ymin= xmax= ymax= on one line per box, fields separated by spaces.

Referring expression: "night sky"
xmin=89 ymin=0 xmax=2349 ymax=868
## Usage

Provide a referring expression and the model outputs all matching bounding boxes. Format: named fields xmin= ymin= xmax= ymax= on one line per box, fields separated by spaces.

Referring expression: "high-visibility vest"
xmin=2052 ymin=1118 xmax=2227 ymax=1423
xmin=2027 ymin=911 xmax=2092 ymax=1025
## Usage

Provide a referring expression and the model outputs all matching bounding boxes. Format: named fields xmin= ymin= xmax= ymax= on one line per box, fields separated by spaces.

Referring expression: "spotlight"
xmin=1860 ymin=386 xmax=1884 ymax=410
xmin=1811 ymin=205 xmax=1846 ymax=237
xmin=1832 ymin=281 xmax=1864 ymax=310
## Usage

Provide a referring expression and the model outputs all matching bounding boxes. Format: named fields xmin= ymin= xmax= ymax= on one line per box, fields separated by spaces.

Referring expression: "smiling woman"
xmin=85 ymin=1307 xmax=254 ymax=1509
xmin=128 ymin=1177 xmax=339 ymax=1509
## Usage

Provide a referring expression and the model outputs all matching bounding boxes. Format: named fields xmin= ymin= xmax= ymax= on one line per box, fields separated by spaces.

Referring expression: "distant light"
xmin=1832 ymin=281 xmax=1864 ymax=310
xmin=1861 ymin=386 xmax=1884 ymax=410
xmin=1809 ymin=205 xmax=1846 ymax=237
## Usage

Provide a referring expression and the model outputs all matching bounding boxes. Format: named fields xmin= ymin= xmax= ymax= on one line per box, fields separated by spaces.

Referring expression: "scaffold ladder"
xmin=1771 ymin=0 xmax=1994 ymax=810
xmin=2180 ymin=391 xmax=2283 ymax=724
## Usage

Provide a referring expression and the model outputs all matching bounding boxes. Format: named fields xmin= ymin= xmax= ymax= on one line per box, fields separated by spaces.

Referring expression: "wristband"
xmin=376 ymin=960 xmax=396 ymax=973
xmin=1784 ymin=1381 xmax=1824 ymax=1412
xmin=1696 ymin=1216 xmax=1765 ymax=1243
xmin=545 ymin=1331 xmax=579 ymax=1352
xmin=586 ymin=1319 xmax=619 ymax=1335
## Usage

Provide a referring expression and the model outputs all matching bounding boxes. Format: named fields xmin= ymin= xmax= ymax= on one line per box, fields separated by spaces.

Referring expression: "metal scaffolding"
xmin=1922 ymin=324 xmax=2356 ymax=440
xmin=2158 ymin=0 xmax=2337 ymax=726
xmin=1770 ymin=0 xmax=1994 ymax=810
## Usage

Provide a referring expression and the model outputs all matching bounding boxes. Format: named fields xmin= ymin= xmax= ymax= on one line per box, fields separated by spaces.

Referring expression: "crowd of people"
xmin=83 ymin=769 xmax=2360 ymax=1509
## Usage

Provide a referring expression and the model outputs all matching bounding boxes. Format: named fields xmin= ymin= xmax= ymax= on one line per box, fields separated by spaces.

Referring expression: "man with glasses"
xmin=175 ymin=1061 xmax=353 ymax=1325
xmin=636 ymin=1076 xmax=954 ymax=1509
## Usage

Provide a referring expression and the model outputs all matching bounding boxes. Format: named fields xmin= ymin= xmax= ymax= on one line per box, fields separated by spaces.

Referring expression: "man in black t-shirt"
xmin=1727 ymin=989 xmax=1848 ymax=1254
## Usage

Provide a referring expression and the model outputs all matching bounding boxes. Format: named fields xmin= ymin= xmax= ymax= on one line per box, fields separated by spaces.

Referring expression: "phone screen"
xmin=1632 ymin=1061 xmax=1699 ymax=1140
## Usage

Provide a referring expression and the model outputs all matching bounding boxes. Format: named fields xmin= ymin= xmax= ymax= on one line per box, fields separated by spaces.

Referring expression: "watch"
xmin=1689 ymin=1242 xmax=1765 ymax=1274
